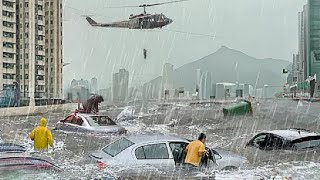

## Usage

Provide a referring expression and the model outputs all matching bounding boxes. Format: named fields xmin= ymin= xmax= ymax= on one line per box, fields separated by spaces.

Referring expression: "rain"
xmin=2 ymin=0 xmax=320 ymax=179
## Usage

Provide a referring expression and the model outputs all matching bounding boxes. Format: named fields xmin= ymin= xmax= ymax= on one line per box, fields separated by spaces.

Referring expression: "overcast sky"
xmin=63 ymin=0 xmax=307 ymax=89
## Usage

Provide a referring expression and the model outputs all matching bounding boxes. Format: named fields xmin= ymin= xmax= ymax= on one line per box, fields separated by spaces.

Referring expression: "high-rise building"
xmin=119 ymin=69 xmax=129 ymax=101
xmin=112 ymin=69 xmax=129 ymax=102
xmin=112 ymin=72 xmax=119 ymax=102
xmin=90 ymin=77 xmax=98 ymax=94
xmin=199 ymin=71 xmax=212 ymax=100
xmin=161 ymin=63 xmax=174 ymax=99
xmin=298 ymin=0 xmax=320 ymax=93
xmin=1 ymin=0 xmax=17 ymax=93
xmin=0 ymin=0 xmax=63 ymax=105
xmin=44 ymin=0 xmax=63 ymax=99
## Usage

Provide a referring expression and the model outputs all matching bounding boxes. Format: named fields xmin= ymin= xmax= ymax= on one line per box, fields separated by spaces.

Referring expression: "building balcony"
xmin=3 ymin=26 xmax=15 ymax=33
xmin=2 ymin=79 xmax=15 ymax=84
xmin=3 ymin=47 xmax=16 ymax=54
xmin=37 ymin=40 xmax=45 ymax=46
xmin=3 ymin=68 xmax=16 ymax=74
xmin=37 ymin=30 xmax=45 ymax=36
xmin=37 ymin=70 xmax=45 ymax=76
xmin=36 ymin=80 xmax=45 ymax=86
xmin=2 ymin=57 xmax=15 ymax=63
xmin=36 ymin=60 xmax=45 ymax=66
xmin=2 ymin=16 xmax=15 ymax=23
xmin=37 ymin=10 xmax=44 ymax=16
xmin=3 ymin=5 xmax=15 ymax=12
xmin=3 ymin=37 xmax=15 ymax=43
xmin=36 ymin=50 xmax=45 ymax=56
xmin=38 ymin=20 xmax=44 ymax=26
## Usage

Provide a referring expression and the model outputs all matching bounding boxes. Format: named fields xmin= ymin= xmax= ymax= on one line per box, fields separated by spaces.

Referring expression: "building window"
xmin=3 ymin=1 xmax=14 ymax=8
xmin=3 ymin=63 xmax=15 ymax=69
xmin=3 ymin=52 xmax=14 ymax=59
xmin=3 ymin=32 xmax=14 ymax=38
xmin=3 ymin=73 xmax=15 ymax=79
xmin=36 ymin=55 xmax=44 ymax=61
xmin=2 ymin=10 xmax=14 ymax=18
xmin=3 ymin=21 xmax=14 ymax=28
xmin=3 ymin=42 xmax=14 ymax=48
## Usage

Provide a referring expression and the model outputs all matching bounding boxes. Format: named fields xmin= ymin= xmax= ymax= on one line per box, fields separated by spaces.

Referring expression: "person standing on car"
xmin=30 ymin=118 xmax=54 ymax=151
xmin=184 ymin=133 xmax=207 ymax=169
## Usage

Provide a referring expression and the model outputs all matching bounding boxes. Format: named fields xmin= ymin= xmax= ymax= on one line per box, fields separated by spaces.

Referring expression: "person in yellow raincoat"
xmin=30 ymin=118 xmax=54 ymax=151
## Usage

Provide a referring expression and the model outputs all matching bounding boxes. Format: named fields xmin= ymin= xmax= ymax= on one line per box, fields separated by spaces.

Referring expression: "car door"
xmin=132 ymin=142 xmax=175 ymax=169
xmin=168 ymin=142 xmax=188 ymax=166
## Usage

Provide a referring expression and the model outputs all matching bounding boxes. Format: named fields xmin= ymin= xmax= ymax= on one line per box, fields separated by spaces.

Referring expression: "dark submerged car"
xmin=246 ymin=128 xmax=320 ymax=151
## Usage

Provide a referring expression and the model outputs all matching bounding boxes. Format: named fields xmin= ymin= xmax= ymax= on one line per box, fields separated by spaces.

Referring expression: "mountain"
xmin=147 ymin=46 xmax=291 ymax=93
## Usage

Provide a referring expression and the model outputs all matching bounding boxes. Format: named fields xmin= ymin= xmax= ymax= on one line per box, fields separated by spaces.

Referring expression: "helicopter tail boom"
xmin=86 ymin=17 xmax=99 ymax=26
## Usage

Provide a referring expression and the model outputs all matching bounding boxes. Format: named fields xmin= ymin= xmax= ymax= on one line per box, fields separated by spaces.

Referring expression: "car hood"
xmin=213 ymin=147 xmax=247 ymax=160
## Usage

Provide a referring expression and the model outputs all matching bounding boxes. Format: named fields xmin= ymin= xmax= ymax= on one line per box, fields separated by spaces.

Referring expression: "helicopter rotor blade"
xmin=139 ymin=0 xmax=190 ymax=7
xmin=105 ymin=0 xmax=191 ymax=8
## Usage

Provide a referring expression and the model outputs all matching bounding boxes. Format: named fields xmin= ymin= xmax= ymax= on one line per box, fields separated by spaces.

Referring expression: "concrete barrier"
xmin=0 ymin=103 xmax=78 ymax=117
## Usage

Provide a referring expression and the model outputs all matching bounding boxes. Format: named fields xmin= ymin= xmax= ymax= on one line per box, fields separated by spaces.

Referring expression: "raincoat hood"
xmin=39 ymin=118 xmax=47 ymax=127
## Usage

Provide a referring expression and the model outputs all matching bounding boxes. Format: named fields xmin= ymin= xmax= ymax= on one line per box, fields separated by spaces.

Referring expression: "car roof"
xmin=267 ymin=129 xmax=319 ymax=141
xmin=125 ymin=134 xmax=188 ymax=144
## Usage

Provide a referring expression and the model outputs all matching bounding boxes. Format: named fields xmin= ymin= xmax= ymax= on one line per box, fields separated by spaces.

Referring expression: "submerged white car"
xmin=89 ymin=134 xmax=248 ymax=171
xmin=55 ymin=113 xmax=127 ymax=134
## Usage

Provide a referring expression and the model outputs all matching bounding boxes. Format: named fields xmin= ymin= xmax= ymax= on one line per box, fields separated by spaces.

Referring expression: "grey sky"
xmin=63 ymin=0 xmax=307 ymax=89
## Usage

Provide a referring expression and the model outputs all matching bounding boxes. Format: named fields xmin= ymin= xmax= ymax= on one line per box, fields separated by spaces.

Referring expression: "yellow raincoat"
xmin=30 ymin=118 xmax=54 ymax=150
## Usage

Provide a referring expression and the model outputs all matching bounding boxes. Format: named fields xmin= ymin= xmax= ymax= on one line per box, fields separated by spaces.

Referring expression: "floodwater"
xmin=0 ymin=99 xmax=320 ymax=179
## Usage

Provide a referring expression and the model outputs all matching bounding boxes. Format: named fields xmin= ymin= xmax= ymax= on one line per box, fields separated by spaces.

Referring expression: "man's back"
xmin=30 ymin=118 xmax=53 ymax=150
xmin=184 ymin=140 xmax=205 ymax=167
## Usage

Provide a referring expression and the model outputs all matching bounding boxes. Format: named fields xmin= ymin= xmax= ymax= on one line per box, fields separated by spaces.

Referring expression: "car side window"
xmin=267 ymin=135 xmax=284 ymax=149
xmin=135 ymin=143 xmax=169 ymax=159
xmin=252 ymin=133 xmax=267 ymax=147
xmin=135 ymin=147 xmax=145 ymax=159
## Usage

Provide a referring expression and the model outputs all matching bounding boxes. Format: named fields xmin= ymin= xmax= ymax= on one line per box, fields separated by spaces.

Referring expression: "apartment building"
xmin=0 ymin=0 xmax=63 ymax=105
xmin=1 ymin=0 xmax=17 ymax=94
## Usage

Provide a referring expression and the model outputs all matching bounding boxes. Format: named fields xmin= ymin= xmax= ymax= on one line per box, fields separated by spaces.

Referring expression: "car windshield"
xmin=86 ymin=116 xmax=116 ymax=127
xmin=294 ymin=139 xmax=320 ymax=150
xmin=102 ymin=138 xmax=134 ymax=157
xmin=90 ymin=116 xmax=116 ymax=126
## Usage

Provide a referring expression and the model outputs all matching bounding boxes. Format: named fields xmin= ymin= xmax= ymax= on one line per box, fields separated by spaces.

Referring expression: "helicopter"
xmin=85 ymin=0 xmax=189 ymax=29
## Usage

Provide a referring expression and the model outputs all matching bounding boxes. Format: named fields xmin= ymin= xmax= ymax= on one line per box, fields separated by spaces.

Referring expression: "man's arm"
xmin=198 ymin=144 xmax=206 ymax=156
xmin=47 ymin=129 xmax=54 ymax=148
xmin=30 ymin=128 xmax=35 ymax=141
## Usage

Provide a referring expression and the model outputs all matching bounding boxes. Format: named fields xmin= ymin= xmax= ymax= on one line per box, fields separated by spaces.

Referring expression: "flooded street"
xmin=1 ymin=99 xmax=320 ymax=179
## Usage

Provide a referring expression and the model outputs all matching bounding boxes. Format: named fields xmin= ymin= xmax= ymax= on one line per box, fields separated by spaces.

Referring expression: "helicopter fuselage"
xmin=128 ymin=14 xmax=173 ymax=29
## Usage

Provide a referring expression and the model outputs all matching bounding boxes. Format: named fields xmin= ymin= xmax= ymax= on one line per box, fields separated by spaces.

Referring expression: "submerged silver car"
xmin=55 ymin=113 xmax=127 ymax=134
xmin=89 ymin=134 xmax=248 ymax=171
